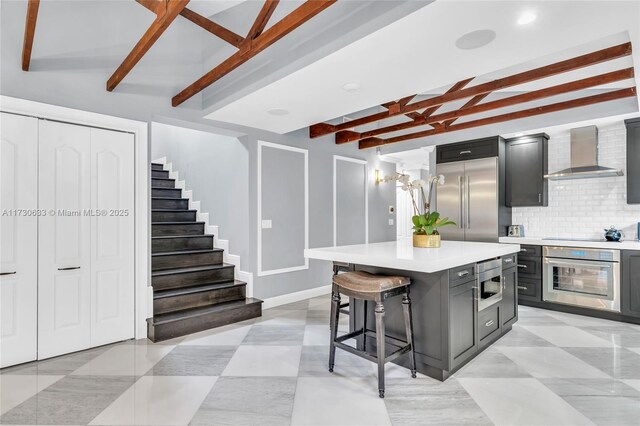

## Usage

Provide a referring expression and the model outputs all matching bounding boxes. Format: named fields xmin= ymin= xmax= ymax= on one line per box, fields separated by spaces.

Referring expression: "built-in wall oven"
xmin=543 ymin=247 xmax=621 ymax=312
xmin=477 ymin=259 xmax=502 ymax=311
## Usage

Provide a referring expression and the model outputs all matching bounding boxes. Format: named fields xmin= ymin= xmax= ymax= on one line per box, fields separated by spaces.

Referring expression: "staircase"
xmin=147 ymin=162 xmax=262 ymax=342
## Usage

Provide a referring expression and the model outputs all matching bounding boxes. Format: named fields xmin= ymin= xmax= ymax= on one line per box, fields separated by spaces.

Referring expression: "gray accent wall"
xmin=260 ymin=144 xmax=307 ymax=273
xmin=335 ymin=159 xmax=367 ymax=246
xmin=150 ymin=123 xmax=250 ymax=263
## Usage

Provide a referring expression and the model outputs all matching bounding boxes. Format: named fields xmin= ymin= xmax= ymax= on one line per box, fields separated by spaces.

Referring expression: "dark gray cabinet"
xmin=505 ymin=133 xmax=549 ymax=207
xmin=449 ymin=280 xmax=478 ymax=369
xmin=622 ymin=250 xmax=640 ymax=318
xmin=517 ymin=245 xmax=542 ymax=302
xmin=436 ymin=136 xmax=501 ymax=164
xmin=501 ymin=265 xmax=518 ymax=327
xmin=625 ymin=119 xmax=640 ymax=204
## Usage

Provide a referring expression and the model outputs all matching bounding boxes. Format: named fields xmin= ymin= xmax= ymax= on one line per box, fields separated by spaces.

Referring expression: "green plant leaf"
xmin=418 ymin=215 xmax=428 ymax=226
xmin=425 ymin=225 xmax=434 ymax=235
xmin=412 ymin=215 xmax=421 ymax=227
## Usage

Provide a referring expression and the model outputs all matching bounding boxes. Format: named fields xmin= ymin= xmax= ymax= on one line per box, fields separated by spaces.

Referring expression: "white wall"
xmin=512 ymin=120 xmax=640 ymax=240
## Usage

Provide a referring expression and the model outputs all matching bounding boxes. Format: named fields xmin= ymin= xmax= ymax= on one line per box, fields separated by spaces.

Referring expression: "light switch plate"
xmin=261 ymin=219 xmax=272 ymax=229
xmin=388 ymin=219 xmax=394 ymax=226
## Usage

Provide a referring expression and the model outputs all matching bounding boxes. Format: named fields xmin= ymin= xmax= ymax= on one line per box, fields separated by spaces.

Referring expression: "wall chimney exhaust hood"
xmin=544 ymin=125 xmax=623 ymax=180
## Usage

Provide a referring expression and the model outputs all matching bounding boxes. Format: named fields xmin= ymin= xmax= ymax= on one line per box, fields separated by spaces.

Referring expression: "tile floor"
xmin=2 ymin=296 xmax=640 ymax=425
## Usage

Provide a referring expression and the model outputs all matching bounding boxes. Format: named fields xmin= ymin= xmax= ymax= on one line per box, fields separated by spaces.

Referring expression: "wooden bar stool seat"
xmin=329 ymin=271 xmax=417 ymax=398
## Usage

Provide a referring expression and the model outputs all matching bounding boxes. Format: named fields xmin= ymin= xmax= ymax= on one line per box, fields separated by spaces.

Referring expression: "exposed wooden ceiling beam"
xmin=359 ymin=87 xmax=636 ymax=149
xmin=179 ymin=8 xmax=244 ymax=48
xmin=108 ymin=0 xmax=190 ymax=91
xmin=22 ymin=0 xmax=40 ymax=71
xmin=420 ymin=78 xmax=474 ymax=119
xmin=136 ymin=0 xmax=166 ymax=15
xmin=135 ymin=0 xmax=244 ymax=48
xmin=172 ymin=0 xmax=336 ymax=107
xmin=335 ymin=67 xmax=635 ymax=144
xmin=247 ymin=0 xmax=280 ymax=40
xmin=311 ymin=42 xmax=633 ymax=138
xmin=442 ymin=92 xmax=490 ymax=127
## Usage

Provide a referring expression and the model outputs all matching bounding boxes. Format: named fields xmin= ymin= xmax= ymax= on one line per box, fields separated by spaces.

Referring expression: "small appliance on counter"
xmin=604 ymin=226 xmax=624 ymax=242
xmin=508 ymin=225 xmax=525 ymax=237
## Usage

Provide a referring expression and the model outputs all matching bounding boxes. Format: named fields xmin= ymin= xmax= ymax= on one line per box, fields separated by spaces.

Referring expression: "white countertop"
xmin=500 ymin=236 xmax=640 ymax=251
xmin=304 ymin=239 xmax=520 ymax=274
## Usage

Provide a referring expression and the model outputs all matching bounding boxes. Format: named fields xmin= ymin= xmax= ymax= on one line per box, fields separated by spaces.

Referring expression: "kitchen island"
xmin=305 ymin=239 xmax=521 ymax=380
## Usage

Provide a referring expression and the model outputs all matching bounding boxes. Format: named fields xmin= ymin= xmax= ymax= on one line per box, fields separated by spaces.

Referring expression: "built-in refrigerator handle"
xmin=466 ymin=176 xmax=471 ymax=229
xmin=458 ymin=176 xmax=463 ymax=229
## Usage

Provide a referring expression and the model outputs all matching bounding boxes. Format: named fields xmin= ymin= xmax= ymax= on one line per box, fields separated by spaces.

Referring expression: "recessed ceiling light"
xmin=517 ymin=11 xmax=537 ymax=25
xmin=267 ymin=108 xmax=289 ymax=116
xmin=455 ymin=29 xmax=496 ymax=50
xmin=342 ymin=82 xmax=361 ymax=92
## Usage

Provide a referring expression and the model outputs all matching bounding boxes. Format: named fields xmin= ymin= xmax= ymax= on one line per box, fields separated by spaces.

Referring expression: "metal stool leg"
xmin=402 ymin=289 xmax=417 ymax=379
xmin=328 ymin=290 xmax=341 ymax=373
xmin=374 ymin=301 xmax=386 ymax=398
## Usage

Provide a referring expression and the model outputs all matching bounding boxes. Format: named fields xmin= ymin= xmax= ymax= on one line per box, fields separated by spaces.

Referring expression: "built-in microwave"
xmin=477 ymin=259 xmax=503 ymax=311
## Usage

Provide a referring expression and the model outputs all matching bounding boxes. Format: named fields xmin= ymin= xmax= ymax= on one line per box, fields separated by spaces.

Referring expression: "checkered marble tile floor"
xmin=2 ymin=296 xmax=640 ymax=425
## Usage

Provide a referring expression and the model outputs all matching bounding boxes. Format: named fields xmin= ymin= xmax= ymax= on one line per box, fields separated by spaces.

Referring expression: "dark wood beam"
xmin=311 ymin=42 xmax=633 ymax=138
xmin=335 ymin=67 xmax=635 ymax=143
xmin=136 ymin=0 xmax=244 ymax=48
xmin=22 ymin=0 xmax=40 ymax=71
xmin=247 ymin=0 xmax=279 ymax=40
xmin=172 ymin=0 xmax=336 ymax=107
xmin=136 ymin=0 xmax=166 ymax=15
xmin=420 ymin=78 xmax=474 ymax=119
xmin=359 ymin=87 xmax=636 ymax=149
xmin=179 ymin=8 xmax=244 ymax=48
xmin=442 ymin=92 xmax=490 ymax=127
xmin=108 ymin=0 xmax=190 ymax=91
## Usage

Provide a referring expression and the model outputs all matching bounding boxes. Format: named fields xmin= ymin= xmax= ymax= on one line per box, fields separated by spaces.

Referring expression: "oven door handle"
xmin=544 ymin=257 xmax=614 ymax=269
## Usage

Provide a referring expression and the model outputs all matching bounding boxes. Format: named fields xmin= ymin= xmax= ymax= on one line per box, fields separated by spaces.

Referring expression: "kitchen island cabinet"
xmin=305 ymin=239 xmax=520 ymax=380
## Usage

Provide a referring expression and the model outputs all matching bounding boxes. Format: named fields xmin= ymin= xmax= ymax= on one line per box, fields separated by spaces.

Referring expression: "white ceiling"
xmin=204 ymin=0 xmax=640 ymax=134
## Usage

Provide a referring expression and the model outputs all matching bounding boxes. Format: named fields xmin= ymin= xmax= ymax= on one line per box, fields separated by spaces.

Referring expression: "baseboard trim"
xmin=262 ymin=285 xmax=331 ymax=310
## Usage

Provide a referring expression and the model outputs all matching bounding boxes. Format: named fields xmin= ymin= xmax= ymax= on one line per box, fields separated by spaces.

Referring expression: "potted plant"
xmin=384 ymin=173 xmax=456 ymax=248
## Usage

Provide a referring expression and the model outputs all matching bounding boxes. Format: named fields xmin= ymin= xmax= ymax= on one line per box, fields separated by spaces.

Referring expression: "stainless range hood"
xmin=544 ymin=125 xmax=624 ymax=180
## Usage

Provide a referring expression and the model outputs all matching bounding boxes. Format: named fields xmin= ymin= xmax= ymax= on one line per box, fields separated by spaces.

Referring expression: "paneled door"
xmin=0 ymin=113 xmax=38 ymax=368
xmin=90 ymin=128 xmax=134 ymax=346
xmin=38 ymin=120 xmax=92 ymax=359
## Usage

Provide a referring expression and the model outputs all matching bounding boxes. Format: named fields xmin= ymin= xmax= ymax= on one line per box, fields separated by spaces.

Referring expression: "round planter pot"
xmin=413 ymin=234 xmax=441 ymax=248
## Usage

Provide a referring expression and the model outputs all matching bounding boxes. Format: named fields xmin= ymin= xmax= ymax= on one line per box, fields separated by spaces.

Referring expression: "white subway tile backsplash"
xmin=511 ymin=121 xmax=640 ymax=241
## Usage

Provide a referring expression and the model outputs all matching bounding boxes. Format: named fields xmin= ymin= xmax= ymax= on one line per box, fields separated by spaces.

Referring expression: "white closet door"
xmin=38 ymin=120 xmax=92 ymax=359
xmin=0 ymin=113 xmax=38 ymax=368
xmin=90 ymin=128 xmax=134 ymax=346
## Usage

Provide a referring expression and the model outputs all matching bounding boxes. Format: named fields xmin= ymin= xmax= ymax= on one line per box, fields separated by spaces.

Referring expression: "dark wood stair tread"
xmin=152 ymin=221 xmax=206 ymax=226
xmin=154 ymin=280 xmax=246 ymax=299
xmin=151 ymin=263 xmax=234 ymax=277
xmin=151 ymin=177 xmax=174 ymax=181
xmin=149 ymin=298 xmax=263 ymax=325
xmin=152 ymin=196 xmax=189 ymax=200
xmin=152 ymin=209 xmax=197 ymax=212
xmin=152 ymin=235 xmax=213 ymax=240
xmin=152 ymin=248 xmax=223 ymax=257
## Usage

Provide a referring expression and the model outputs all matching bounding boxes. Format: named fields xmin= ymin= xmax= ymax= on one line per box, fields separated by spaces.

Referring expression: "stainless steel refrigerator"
xmin=436 ymin=156 xmax=509 ymax=242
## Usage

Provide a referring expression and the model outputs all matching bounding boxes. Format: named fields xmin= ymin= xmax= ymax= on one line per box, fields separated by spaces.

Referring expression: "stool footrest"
xmin=364 ymin=330 xmax=409 ymax=349
xmin=335 ymin=328 xmax=364 ymax=343
xmin=333 ymin=339 xmax=412 ymax=365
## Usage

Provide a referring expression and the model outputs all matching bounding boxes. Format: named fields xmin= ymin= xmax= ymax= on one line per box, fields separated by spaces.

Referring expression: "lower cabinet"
xmin=622 ymin=250 xmax=640 ymax=318
xmin=478 ymin=304 xmax=501 ymax=348
xmin=449 ymin=280 xmax=478 ymax=370
xmin=501 ymin=265 xmax=518 ymax=327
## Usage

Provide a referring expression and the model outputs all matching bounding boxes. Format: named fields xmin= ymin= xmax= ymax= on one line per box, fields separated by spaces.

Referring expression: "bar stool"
xmin=329 ymin=271 xmax=417 ymax=398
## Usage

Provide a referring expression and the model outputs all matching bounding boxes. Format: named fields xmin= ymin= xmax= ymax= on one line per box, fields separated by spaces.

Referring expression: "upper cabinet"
xmin=435 ymin=136 xmax=500 ymax=164
xmin=625 ymin=118 xmax=640 ymax=204
xmin=505 ymin=133 xmax=549 ymax=207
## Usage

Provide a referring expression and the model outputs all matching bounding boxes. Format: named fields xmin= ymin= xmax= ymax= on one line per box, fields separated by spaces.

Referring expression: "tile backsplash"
xmin=511 ymin=120 xmax=640 ymax=241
